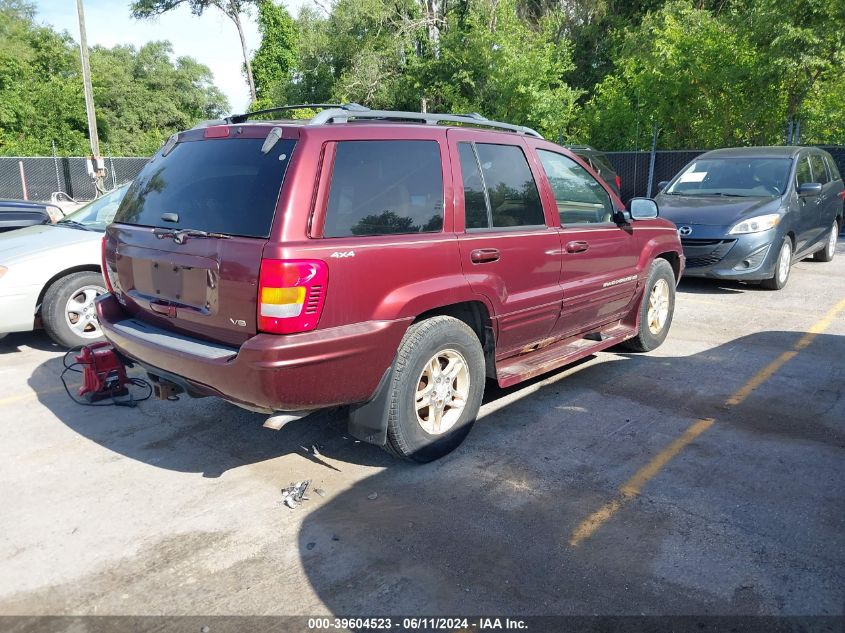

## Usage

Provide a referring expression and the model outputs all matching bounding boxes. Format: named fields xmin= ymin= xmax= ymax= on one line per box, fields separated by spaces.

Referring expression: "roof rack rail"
xmin=226 ymin=103 xmax=368 ymax=124
xmin=308 ymin=108 xmax=543 ymax=138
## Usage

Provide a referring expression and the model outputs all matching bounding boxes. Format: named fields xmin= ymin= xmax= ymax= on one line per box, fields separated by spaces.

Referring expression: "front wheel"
xmin=813 ymin=221 xmax=838 ymax=262
xmin=383 ymin=316 xmax=485 ymax=463
xmin=761 ymin=237 xmax=792 ymax=290
xmin=41 ymin=272 xmax=107 ymax=348
xmin=622 ymin=259 xmax=676 ymax=352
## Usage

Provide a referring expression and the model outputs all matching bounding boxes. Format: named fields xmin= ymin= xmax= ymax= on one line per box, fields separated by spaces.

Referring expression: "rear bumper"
xmin=96 ymin=293 xmax=410 ymax=412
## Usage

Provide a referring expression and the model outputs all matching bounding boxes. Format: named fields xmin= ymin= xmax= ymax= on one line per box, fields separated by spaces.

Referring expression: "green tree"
xmin=0 ymin=1 xmax=228 ymax=156
xmin=130 ymin=0 xmax=259 ymax=103
xmin=250 ymin=0 xmax=297 ymax=110
xmin=578 ymin=1 xmax=781 ymax=149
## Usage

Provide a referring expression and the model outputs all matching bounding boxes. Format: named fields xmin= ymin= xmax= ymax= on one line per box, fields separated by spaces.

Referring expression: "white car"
xmin=0 ymin=184 xmax=129 ymax=347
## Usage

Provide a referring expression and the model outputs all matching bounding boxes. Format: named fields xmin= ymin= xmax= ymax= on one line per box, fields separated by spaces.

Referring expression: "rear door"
xmin=448 ymin=130 xmax=563 ymax=358
xmin=107 ymin=128 xmax=297 ymax=346
xmin=809 ymin=151 xmax=838 ymax=241
xmin=532 ymin=146 xmax=640 ymax=337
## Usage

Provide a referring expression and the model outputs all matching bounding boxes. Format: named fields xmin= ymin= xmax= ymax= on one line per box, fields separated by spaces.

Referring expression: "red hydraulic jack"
xmin=76 ymin=342 xmax=132 ymax=402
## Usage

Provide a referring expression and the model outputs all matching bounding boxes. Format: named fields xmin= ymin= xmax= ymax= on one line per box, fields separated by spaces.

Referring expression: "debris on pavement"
xmin=306 ymin=542 xmax=316 ymax=550
xmin=314 ymin=487 xmax=326 ymax=497
xmin=367 ymin=492 xmax=378 ymax=500
xmin=281 ymin=480 xmax=311 ymax=509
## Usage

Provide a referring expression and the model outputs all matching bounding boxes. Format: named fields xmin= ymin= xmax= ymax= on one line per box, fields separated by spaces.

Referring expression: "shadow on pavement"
xmin=0 ymin=330 xmax=62 ymax=354
xmin=295 ymin=331 xmax=845 ymax=615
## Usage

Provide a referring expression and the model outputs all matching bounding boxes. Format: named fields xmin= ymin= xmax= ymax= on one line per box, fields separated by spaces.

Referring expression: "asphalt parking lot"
xmin=1 ymin=239 xmax=843 ymax=618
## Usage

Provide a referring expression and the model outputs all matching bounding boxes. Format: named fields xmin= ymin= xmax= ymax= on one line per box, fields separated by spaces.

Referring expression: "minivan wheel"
xmin=813 ymin=221 xmax=838 ymax=262
xmin=42 ymin=272 xmax=107 ymax=348
xmin=762 ymin=237 xmax=792 ymax=290
xmin=621 ymin=258 xmax=675 ymax=353
xmin=383 ymin=316 xmax=485 ymax=463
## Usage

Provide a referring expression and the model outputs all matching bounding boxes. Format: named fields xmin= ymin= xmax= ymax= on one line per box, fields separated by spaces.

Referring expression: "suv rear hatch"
xmin=106 ymin=126 xmax=296 ymax=346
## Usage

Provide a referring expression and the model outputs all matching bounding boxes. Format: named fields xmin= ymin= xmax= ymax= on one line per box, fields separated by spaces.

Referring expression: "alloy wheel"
xmin=647 ymin=278 xmax=670 ymax=335
xmin=64 ymin=285 xmax=106 ymax=339
xmin=415 ymin=349 xmax=471 ymax=435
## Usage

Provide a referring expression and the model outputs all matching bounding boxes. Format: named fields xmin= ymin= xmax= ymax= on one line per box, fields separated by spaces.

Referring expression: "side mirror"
xmin=798 ymin=182 xmax=822 ymax=197
xmin=657 ymin=180 xmax=669 ymax=192
xmin=629 ymin=197 xmax=659 ymax=220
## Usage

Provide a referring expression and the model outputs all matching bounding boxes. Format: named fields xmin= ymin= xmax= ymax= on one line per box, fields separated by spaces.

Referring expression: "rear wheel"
xmin=42 ymin=272 xmax=107 ymax=348
xmin=761 ymin=237 xmax=792 ymax=290
xmin=383 ymin=316 xmax=485 ymax=463
xmin=622 ymin=259 xmax=676 ymax=352
xmin=813 ymin=221 xmax=838 ymax=262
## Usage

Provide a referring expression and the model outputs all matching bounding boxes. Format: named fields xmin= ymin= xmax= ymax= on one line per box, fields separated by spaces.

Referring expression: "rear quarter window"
xmin=114 ymin=137 xmax=296 ymax=238
xmin=323 ymin=140 xmax=444 ymax=238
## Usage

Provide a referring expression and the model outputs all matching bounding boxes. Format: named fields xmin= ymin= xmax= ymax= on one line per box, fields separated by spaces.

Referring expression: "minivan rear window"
xmin=113 ymin=137 xmax=296 ymax=238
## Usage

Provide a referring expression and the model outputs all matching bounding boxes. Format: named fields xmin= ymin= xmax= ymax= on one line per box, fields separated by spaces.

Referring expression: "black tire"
xmin=761 ymin=237 xmax=792 ymax=290
xmin=41 ymin=272 xmax=107 ymax=348
xmin=621 ymin=259 xmax=676 ymax=353
xmin=383 ymin=316 xmax=485 ymax=463
xmin=812 ymin=221 xmax=838 ymax=262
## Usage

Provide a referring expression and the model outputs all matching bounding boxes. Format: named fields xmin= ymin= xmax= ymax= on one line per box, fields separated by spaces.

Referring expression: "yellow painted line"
xmin=569 ymin=297 xmax=845 ymax=547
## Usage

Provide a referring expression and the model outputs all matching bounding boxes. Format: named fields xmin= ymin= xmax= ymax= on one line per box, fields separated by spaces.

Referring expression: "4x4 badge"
xmin=330 ymin=251 xmax=355 ymax=258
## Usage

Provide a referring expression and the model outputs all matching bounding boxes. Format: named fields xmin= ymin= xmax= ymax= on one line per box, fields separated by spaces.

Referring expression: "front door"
xmin=794 ymin=153 xmax=822 ymax=253
xmin=532 ymin=147 xmax=641 ymax=337
xmin=448 ymin=131 xmax=563 ymax=359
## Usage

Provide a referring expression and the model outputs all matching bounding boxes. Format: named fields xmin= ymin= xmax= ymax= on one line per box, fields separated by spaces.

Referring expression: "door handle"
xmin=470 ymin=248 xmax=501 ymax=263
xmin=565 ymin=240 xmax=590 ymax=253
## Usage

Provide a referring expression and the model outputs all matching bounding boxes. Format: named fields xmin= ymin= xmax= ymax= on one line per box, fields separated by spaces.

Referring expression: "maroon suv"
xmin=98 ymin=105 xmax=684 ymax=462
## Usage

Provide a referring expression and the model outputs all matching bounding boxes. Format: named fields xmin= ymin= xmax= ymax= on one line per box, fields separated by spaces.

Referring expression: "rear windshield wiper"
xmin=58 ymin=220 xmax=96 ymax=231
xmin=153 ymin=228 xmax=231 ymax=244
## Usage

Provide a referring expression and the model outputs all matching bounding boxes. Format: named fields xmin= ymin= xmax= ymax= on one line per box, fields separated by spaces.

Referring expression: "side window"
xmin=795 ymin=156 xmax=813 ymax=187
xmin=537 ymin=150 xmax=614 ymax=225
xmin=809 ymin=154 xmax=830 ymax=185
xmin=323 ymin=140 xmax=444 ymax=238
xmin=458 ymin=143 xmax=489 ymax=230
xmin=826 ymin=156 xmax=842 ymax=182
xmin=473 ymin=143 xmax=545 ymax=228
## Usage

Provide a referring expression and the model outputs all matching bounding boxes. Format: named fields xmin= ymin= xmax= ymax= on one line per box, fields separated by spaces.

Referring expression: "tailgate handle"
xmin=149 ymin=301 xmax=177 ymax=318
xmin=470 ymin=248 xmax=500 ymax=263
xmin=566 ymin=240 xmax=590 ymax=253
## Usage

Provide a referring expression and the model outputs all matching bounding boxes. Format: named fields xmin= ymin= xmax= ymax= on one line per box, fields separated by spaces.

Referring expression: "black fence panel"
xmin=0 ymin=156 xmax=149 ymax=201
xmin=3 ymin=148 xmax=845 ymax=203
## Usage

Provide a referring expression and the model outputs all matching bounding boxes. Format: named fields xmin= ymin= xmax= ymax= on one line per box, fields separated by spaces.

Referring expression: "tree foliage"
xmin=0 ymin=0 xmax=228 ymax=156
xmin=250 ymin=0 xmax=298 ymax=110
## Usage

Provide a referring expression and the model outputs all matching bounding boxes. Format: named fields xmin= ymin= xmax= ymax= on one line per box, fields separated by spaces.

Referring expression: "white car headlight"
xmin=729 ymin=214 xmax=781 ymax=235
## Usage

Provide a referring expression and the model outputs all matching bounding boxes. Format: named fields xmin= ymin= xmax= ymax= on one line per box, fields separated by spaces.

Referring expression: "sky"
xmin=35 ymin=0 xmax=309 ymax=114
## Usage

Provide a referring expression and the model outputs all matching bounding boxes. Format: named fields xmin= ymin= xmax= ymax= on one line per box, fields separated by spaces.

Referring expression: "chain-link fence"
xmin=3 ymin=146 xmax=845 ymax=203
xmin=0 ymin=156 xmax=148 ymax=202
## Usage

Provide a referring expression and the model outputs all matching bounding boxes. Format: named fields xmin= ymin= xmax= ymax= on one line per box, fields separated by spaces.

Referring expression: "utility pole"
xmin=76 ymin=0 xmax=105 ymax=195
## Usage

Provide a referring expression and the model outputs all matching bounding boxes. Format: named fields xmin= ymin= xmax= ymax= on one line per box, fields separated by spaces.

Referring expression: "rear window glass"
xmin=113 ymin=137 xmax=296 ymax=238
xmin=323 ymin=140 xmax=444 ymax=238
xmin=474 ymin=143 xmax=545 ymax=228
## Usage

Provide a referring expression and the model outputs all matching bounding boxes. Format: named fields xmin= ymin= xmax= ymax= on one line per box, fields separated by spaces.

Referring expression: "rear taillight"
xmin=615 ymin=175 xmax=622 ymax=191
xmin=101 ymin=236 xmax=115 ymax=293
xmin=258 ymin=259 xmax=328 ymax=334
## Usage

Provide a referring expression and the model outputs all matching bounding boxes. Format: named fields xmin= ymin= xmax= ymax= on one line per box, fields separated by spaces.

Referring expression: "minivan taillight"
xmin=101 ymin=236 xmax=115 ymax=293
xmin=258 ymin=259 xmax=328 ymax=334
